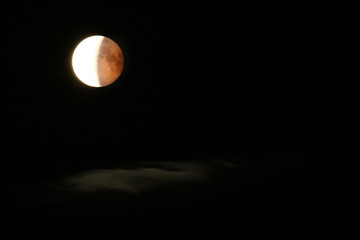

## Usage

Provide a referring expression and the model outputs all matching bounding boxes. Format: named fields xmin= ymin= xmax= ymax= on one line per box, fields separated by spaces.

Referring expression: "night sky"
xmin=2 ymin=1 xmax=357 ymax=238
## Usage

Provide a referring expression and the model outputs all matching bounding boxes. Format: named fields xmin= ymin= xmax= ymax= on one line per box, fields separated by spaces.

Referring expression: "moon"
xmin=72 ymin=35 xmax=124 ymax=87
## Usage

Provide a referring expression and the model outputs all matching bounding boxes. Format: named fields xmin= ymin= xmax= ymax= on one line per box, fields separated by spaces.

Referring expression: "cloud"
xmin=62 ymin=160 xmax=224 ymax=194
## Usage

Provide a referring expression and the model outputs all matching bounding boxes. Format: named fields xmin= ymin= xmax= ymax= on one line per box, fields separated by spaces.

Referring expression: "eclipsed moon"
xmin=72 ymin=35 xmax=124 ymax=87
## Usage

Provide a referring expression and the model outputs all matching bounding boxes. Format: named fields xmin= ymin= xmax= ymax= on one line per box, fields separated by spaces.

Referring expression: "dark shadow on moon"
xmin=97 ymin=37 xmax=124 ymax=87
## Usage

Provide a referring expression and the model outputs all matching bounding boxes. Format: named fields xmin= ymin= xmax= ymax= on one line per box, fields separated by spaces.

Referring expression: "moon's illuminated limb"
xmin=72 ymin=36 xmax=103 ymax=87
xmin=72 ymin=35 xmax=124 ymax=87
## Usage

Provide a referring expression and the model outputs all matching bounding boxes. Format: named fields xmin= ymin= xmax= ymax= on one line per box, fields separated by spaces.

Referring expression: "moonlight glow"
xmin=72 ymin=35 xmax=124 ymax=87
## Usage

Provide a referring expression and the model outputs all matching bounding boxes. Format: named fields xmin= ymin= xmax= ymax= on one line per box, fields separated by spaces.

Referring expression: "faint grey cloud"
xmin=63 ymin=162 xmax=212 ymax=194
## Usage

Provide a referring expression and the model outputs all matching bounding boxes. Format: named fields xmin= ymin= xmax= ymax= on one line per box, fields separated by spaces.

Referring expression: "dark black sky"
xmin=1 ymin=1 xmax=356 ymax=238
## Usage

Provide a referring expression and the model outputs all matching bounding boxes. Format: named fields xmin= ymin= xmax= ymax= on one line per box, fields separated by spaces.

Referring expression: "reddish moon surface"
xmin=72 ymin=35 xmax=124 ymax=87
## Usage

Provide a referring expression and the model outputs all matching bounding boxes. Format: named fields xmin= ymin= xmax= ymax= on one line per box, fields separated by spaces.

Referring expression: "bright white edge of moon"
xmin=72 ymin=35 xmax=104 ymax=87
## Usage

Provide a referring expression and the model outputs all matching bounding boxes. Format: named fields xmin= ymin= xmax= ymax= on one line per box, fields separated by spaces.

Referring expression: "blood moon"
xmin=72 ymin=35 xmax=124 ymax=87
